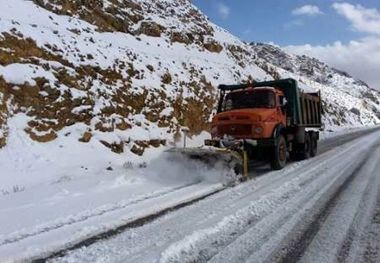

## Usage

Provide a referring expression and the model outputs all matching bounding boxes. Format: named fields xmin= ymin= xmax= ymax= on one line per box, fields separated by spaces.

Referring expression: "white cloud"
xmin=292 ymin=5 xmax=323 ymax=16
xmin=333 ymin=3 xmax=380 ymax=35
xmin=217 ymin=3 xmax=230 ymax=19
xmin=285 ymin=3 xmax=380 ymax=90
xmin=285 ymin=37 xmax=380 ymax=90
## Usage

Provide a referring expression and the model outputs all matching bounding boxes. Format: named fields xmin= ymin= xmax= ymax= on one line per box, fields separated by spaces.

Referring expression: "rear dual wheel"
xmin=310 ymin=132 xmax=318 ymax=157
xmin=291 ymin=132 xmax=318 ymax=160
xmin=299 ymin=133 xmax=311 ymax=160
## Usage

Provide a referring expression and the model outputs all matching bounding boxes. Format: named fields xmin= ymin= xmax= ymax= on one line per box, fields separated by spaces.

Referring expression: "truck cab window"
xmin=222 ymin=90 xmax=275 ymax=111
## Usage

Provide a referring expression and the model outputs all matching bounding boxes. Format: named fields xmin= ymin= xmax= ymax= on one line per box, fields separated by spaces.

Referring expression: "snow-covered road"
xmin=0 ymin=128 xmax=378 ymax=262
xmin=43 ymin=129 xmax=380 ymax=263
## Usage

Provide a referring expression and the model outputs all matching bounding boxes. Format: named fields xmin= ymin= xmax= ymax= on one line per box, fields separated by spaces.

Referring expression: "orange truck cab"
xmin=206 ymin=78 xmax=322 ymax=170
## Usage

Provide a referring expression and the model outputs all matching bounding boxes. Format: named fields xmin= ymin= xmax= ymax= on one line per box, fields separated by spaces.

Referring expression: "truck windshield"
xmin=222 ymin=90 xmax=276 ymax=111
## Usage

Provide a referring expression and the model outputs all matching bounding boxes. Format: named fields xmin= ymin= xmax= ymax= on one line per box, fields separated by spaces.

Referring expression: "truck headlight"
xmin=254 ymin=126 xmax=263 ymax=134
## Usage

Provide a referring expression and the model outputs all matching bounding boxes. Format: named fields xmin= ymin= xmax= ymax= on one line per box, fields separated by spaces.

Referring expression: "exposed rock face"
xmin=350 ymin=107 xmax=361 ymax=116
xmin=170 ymin=32 xmax=191 ymax=44
xmin=136 ymin=22 xmax=165 ymax=37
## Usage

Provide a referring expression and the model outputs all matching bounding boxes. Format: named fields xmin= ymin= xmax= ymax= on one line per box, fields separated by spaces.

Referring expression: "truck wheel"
xmin=270 ymin=135 xmax=287 ymax=170
xmin=310 ymin=133 xmax=318 ymax=157
xmin=299 ymin=133 xmax=311 ymax=160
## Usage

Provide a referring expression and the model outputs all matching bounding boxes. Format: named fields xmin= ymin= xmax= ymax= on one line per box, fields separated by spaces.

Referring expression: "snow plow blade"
xmin=165 ymin=147 xmax=248 ymax=179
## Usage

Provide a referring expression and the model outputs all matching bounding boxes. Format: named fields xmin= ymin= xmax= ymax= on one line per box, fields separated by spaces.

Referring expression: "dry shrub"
xmin=100 ymin=140 xmax=124 ymax=153
xmin=204 ymin=41 xmax=223 ymax=53
xmin=79 ymin=131 xmax=92 ymax=143
xmin=25 ymin=128 xmax=58 ymax=142
xmin=136 ymin=22 xmax=165 ymax=37
xmin=131 ymin=144 xmax=144 ymax=156
xmin=161 ymin=72 xmax=172 ymax=84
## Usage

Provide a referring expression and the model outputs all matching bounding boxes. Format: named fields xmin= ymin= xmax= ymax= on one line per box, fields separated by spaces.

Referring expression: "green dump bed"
xmin=297 ymin=91 xmax=322 ymax=127
xmin=218 ymin=78 xmax=322 ymax=128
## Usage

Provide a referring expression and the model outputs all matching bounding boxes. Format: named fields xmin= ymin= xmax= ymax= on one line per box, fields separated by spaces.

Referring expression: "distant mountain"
xmin=0 ymin=0 xmax=379 ymax=157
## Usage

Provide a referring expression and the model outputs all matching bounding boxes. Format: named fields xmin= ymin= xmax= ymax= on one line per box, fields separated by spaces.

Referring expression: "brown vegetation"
xmin=79 ymin=131 xmax=92 ymax=143
xmin=33 ymin=0 xmax=143 ymax=33
xmin=136 ymin=22 xmax=165 ymax=37
xmin=204 ymin=41 xmax=223 ymax=53
xmin=100 ymin=140 xmax=124 ymax=153
xmin=170 ymin=32 xmax=191 ymax=44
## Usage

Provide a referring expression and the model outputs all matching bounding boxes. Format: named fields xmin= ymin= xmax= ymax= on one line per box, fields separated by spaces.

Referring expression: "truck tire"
xmin=270 ymin=135 xmax=287 ymax=170
xmin=310 ymin=132 xmax=318 ymax=157
xmin=298 ymin=132 xmax=311 ymax=160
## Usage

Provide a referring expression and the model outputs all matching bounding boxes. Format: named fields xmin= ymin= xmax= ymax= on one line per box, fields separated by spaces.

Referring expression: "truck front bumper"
xmin=205 ymin=138 xmax=275 ymax=148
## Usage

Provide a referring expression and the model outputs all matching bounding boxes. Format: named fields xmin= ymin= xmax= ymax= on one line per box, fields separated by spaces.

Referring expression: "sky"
xmin=193 ymin=0 xmax=380 ymax=90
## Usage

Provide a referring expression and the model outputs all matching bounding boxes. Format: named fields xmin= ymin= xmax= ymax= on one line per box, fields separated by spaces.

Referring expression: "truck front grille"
xmin=219 ymin=124 xmax=252 ymax=136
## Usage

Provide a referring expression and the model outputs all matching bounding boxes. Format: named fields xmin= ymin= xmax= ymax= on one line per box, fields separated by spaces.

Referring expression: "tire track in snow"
xmin=267 ymin=144 xmax=380 ymax=263
xmin=34 ymin=185 xmax=225 ymax=263
xmin=0 ymin=181 xmax=204 ymax=247
xmin=336 ymin=151 xmax=380 ymax=263
xmin=206 ymin=142 xmax=377 ymax=263
xmin=361 ymin=186 xmax=380 ymax=263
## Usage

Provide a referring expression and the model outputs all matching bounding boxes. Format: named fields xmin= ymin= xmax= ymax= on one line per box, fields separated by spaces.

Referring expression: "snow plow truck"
xmin=168 ymin=78 xmax=323 ymax=179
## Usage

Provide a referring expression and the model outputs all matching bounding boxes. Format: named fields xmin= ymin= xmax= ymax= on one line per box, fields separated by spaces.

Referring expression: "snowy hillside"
xmin=0 ymin=0 xmax=379 ymax=191
xmin=0 ymin=0 xmax=269 ymax=152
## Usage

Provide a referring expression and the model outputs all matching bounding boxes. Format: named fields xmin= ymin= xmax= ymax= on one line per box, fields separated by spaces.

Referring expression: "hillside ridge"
xmin=0 ymin=0 xmax=379 ymax=158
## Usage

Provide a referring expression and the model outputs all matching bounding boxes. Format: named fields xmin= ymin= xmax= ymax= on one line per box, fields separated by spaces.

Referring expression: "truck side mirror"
xmin=280 ymin=97 xmax=288 ymax=107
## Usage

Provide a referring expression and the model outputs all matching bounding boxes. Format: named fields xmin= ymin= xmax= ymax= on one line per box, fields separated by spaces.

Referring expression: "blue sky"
xmin=193 ymin=0 xmax=380 ymax=90
xmin=193 ymin=0 xmax=380 ymax=45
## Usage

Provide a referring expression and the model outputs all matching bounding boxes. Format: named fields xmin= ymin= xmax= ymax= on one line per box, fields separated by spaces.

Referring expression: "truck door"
xmin=278 ymin=95 xmax=287 ymax=125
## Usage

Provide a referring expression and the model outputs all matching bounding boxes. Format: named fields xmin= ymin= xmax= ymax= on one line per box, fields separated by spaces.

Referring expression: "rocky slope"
xmin=0 ymin=0 xmax=379 ymax=159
